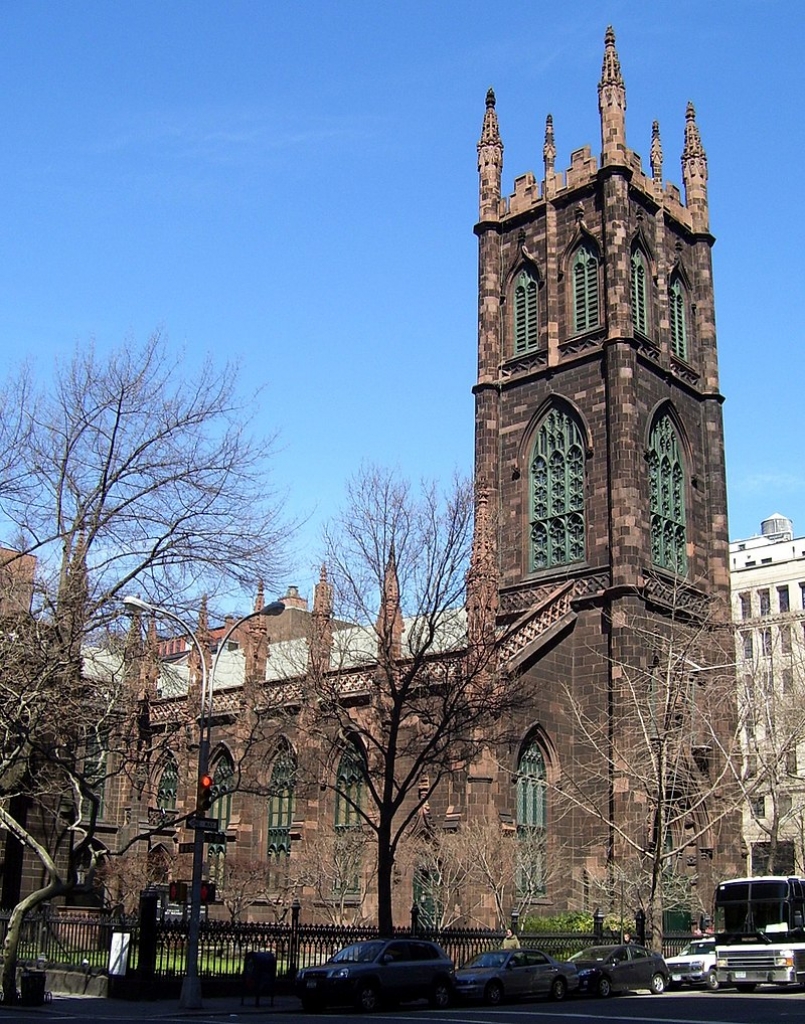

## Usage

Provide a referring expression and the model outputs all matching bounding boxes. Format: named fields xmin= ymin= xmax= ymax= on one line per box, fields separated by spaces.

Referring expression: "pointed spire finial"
xmin=543 ymin=113 xmax=556 ymax=175
xmin=478 ymin=85 xmax=503 ymax=220
xmin=650 ymin=119 xmax=663 ymax=188
xmin=681 ymin=101 xmax=709 ymax=231
xmin=598 ymin=25 xmax=627 ymax=164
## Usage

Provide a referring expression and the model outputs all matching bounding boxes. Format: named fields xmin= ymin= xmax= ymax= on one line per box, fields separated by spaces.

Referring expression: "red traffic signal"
xmin=199 ymin=880 xmax=216 ymax=904
xmin=196 ymin=773 xmax=214 ymax=814
xmin=168 ymin=880 xmax=188 ymax=902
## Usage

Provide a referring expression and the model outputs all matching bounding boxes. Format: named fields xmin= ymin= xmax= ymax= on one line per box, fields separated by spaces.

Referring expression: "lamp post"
xmin=123 ymin=595 xmax=284 ymax=1009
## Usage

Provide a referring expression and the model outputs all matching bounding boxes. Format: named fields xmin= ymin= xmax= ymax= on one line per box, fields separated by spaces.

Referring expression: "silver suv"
xmin=665 ymin=937 xmax=718 ymax=990
xmin=295 ymin=938 xmax=455 ymax=1012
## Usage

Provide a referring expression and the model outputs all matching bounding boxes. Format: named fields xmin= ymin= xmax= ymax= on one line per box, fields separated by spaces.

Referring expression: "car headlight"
xmin=689 ymin=960 xmax=704 ymax=971
xmin=716 ymin=957 xmax=727 ymax=968
xmin=774 ymin=954 xmax=794 ymax=968
xmin=331 ymin=967 xmax=351 ymax=979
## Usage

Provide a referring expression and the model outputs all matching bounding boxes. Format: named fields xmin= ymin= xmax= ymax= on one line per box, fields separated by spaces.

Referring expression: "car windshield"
xmin=569 ymin=946 xmax=616 ymax=962
xmin=680 ymin=940 xmax=714 ymax=956
xmin=330 ymin=942 xmax=385 ymax=964
xmin=464 ymin=952 xmax=508 ymax=969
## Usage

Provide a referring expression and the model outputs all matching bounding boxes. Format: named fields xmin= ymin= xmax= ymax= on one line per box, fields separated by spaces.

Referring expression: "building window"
xmin=669 ymin=277 xmax=688 ymax=360
xmin=648 ymin=414 xmax=687 ymax=574
xmin=571 ymin=243 xmax=600 ymax=334
xmin=751 ymin=795 xmax=765 ymax=819
xmin=513 ymin=268 xmax=539 ymax=355
xmin=759 ymin=589 xmax=770 ymax=616
xmin=742 ymin=632 xmax=754 ymax=660
xmin=631 ymin=249 xmax=648 ymax=336
xmin=267 ymin=748 xmax=295 ymax=865
xmin=516 ymin=741 xmax=547 ymax=897
xmin=157 ymin=757 xmax=178 ymax=811
xmin=739 ymin=592 xmax=751 ymax=620
xmin=335 ymin=744 xmax=364 ymax=830
xmin=786 ymin=747 xmax=798 ymax=776
xmin=778 ymin=586 xmax=790 ymax=613
xmin=208 ymin=751 xmax=235 ymax=886
xmin=529 ymin=407 xmax=586 ymax=571
xmin=800 ymin=582 xmax=805 ymax=609
xmin=780 ymin=625 xmax=792 ymax=655
xmin=760 ymin=628 xmax=772 ymax=657
xmin=782 ymin=667 xmax=793 ymax=693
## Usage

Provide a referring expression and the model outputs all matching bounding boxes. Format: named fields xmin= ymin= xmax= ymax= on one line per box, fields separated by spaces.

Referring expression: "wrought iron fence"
xmin=0 ymin=904 xmax=695 ymax=982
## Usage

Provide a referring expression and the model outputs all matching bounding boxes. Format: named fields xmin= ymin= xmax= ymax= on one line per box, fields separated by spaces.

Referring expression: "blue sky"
xmin=0 ymin=1 xmax=801 ymax=603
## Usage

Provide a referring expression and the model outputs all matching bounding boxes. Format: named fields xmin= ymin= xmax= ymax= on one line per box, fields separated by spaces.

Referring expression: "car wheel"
xmin=483 ymin=980 xmax=503 ymax=1006
xmin=650 ymin=972 xmax=666 ymax=995
xmin=735 ymin=982 xmax=757 ymax=992
xmin=597 ymin=975 xmax=612 ymax=998
xmin=550 ymin=976 xmax=567 ymax=1001
xmin=705 ymin=969 xmax=719 ymax=991
xmin=430 ymin=978 xmax=452 ymax=1009
xmin=355 ymin=982 xmax=379 ymax=1012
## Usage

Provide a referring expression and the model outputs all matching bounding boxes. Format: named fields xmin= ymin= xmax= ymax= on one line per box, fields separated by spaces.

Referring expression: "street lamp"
xmin=122 ymin=594 xmax=284 ymax=1009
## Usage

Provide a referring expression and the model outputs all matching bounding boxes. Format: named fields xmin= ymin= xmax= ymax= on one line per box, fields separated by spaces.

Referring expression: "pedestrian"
xmin=502 ymin=928 xmax=520 ymax=949
xmin=623 ymin=931 xmax=632 ymax=944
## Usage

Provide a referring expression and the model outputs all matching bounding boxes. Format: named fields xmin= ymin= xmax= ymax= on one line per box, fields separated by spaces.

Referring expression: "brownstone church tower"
xmin=470 ymin=27 xmax=740 ymax=924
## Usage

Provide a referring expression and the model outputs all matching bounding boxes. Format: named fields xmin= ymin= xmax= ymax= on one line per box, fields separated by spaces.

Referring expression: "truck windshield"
xmin=715 ymin=880 xmax=791 ymax=935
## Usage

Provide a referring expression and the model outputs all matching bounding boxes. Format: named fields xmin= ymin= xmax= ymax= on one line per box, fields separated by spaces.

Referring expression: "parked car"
xmin=665 ymin=937 xmax=718 ymax=990
xmin=294 ymin=938 xmax=455 ymax=1012
xmin=454 ymin=947 xmax=579 ymax=1005
xmin=569 ymin=943 xmax=669 ymax=997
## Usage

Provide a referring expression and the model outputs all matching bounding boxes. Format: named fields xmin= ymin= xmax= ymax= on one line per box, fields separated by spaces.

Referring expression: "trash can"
xmin=241 ymin=951 xmax=276 ymax=1007
xmin=19 ymin=970 xmax=46 ymax=1006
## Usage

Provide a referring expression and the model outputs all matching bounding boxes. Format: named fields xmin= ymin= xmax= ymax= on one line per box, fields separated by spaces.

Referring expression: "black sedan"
xmin=454 ymin=948 xmax=579 ymax=1005
xmin=568 ymin=943 xmax=669 ymax=997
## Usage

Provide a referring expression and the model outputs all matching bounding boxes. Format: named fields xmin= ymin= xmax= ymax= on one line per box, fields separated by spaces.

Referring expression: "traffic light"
xmin=168 ymin=880 xmax=188 ymax=902
xmin=196 ymin=773 xmax=214 ymax=815
xmin=199 ymin=880 xmax=216 ymax=904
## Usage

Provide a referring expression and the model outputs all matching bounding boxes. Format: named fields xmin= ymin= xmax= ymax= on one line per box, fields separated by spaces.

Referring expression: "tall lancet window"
xmin=631 ymin=249 xmax=649 ymax=336
xmin=648 ymin=414 xmax=688 ymax=574
xmin=572 ymin=243 xmax=600 ymax=333
xmin=669 ymin=277 xmax=688 ymax=360
xmin=530 ymin=407 xmax=586 ymax=571
xmin=513 ymin=268 xmax=539 ymax=354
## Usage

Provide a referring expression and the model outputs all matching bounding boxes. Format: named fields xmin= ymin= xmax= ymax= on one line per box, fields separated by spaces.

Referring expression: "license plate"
xmin=306 ymin=979 xmax=317 ymax=988
xmin=734 ymin=971 xmax=746 ymax=979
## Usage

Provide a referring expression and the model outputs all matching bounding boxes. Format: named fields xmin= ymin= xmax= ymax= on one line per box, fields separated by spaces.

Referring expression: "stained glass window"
xmin=572 ymin=243 xmax=600 ymax=333
xmin=648 ymin=415 xmax=687 ymax=574
xmin=530 ymin=408 xmax=586 ymax=571
xmin=516 ymin=741 xmax=547 ymax=896
xmin=514 ymin=268 xmax=539 ymax=354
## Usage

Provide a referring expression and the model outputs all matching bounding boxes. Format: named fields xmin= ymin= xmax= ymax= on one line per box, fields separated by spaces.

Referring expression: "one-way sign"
xmin=188 ymin=816 xmax=219 ymax=830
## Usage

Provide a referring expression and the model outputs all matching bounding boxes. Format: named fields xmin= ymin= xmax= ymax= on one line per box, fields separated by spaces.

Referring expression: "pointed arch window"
xmin=648 ymin=414 xmax=688 ymax=574
xmin=669 ymin=277 xmax=688 ymax=360
xmin=267 ymin=747 xmax=295 ymax=861
xmin=631 ymin=249 xmax=649 ymax=336
xmin=516 ymin=741 xmax=547 ymax=896
xmin=514 ymin=268 xmax=539 ymax=355
xmin=157 ymin=756 xmax=178 ymax=811
xmin=572 ymin=243 xmax=600 ymax=334
xmin=208 ymin=751 xmax=235 ymax=886
xmin=334 ymin=743 xmax=364 ymax=830
xmin=530 ymin=407 xmax=586 ymax=571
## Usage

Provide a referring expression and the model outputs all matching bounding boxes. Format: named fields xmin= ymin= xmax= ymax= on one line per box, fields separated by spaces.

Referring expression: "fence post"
xmin=593 ymin=907 xmax=604 ymax=941
xmin=410 ymin=903 xmax=419 ymax=935
xmin=288 ymin=898 xmax=301 ymax=978
xmin=510 ymin=909 xmax=520 ymax=934
xmin=137 ymin=891 xmax=159 ymax=995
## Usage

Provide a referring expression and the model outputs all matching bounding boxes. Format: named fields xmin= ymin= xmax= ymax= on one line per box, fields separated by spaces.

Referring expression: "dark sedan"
xmin=454 ymin=948 xmax=579 ymax=1005
xmin=569 ymin=943 xmax=669 ymax=997
xmin=294 ymin=938 xmax=455 ymax=1012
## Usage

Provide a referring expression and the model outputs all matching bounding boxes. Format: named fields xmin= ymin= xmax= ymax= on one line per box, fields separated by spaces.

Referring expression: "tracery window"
xmin=631 ymin=249 xmax=648 ymax=336
xmin=208 ymin=751 xmax=235 ymax=886
xmin=334 ymin=743 xmax=364 ymax=830
xmin=572 ymin=243 xmax=600 ymax=333
xmin=516 ymin=741 xmax=547 ymax=896
xmin=669 ymin=277 xmax=688 ymax=360
xmin=157 ymin=757 xmax=178 ymax=811
xmin=530 ymin=407 xmax=586 ymax=571
xmin=514 ymin=268 xmax=539 ymax=354
xmin=267 ymin=748 xmax=295 ymax=861
xmin=648 ymin=414 xmax=687 ymax=574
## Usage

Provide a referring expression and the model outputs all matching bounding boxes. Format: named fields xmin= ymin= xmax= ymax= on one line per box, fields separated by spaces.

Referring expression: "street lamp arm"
xmin=208 ymin=601 xmax=285 ymax=716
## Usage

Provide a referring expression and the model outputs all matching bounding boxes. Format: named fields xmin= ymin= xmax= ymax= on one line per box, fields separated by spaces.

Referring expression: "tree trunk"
xmin=376 ymin=822 xmax=395 ymax=936
xmin=2 ymin=882 xmax=62 ymax=1005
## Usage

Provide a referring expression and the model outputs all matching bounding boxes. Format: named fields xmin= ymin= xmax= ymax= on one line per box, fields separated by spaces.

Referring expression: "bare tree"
xmin=293 ymin=824 xmax=376 ymax=926
xmin=300 ymin=466 xmax=514 ymax=934
xmin=553 ymin=583 xmax=743 ymax=947
xmin=0 ymin=333 xmax=291 ymax=1001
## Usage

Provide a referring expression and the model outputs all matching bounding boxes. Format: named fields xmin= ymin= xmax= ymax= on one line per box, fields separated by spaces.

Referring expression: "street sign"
xmin=204 ymin=831 xmax=235 ymax=844
xmin=188 ymin=816 xmax=219 ymax=830
xmin=177 ymin=842 xmax=195 ymax=853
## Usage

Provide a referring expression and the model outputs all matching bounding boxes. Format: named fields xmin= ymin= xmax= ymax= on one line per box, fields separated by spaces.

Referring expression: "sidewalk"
xmin=9 ymin=992 xmax=301 ymax=1017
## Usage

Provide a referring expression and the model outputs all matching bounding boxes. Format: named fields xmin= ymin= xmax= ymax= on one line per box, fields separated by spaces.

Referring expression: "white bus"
xmin=714 ymin=876 xmax=805 ymax=990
